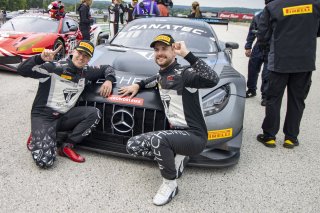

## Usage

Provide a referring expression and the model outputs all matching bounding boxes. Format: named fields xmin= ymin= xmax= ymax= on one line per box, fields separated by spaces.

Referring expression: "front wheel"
xmin=53 ymin=39 xmax=65 ymax=61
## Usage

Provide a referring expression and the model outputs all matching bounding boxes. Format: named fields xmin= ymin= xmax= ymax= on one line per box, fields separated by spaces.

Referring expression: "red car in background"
xmin=0 ymin=13 xmax=81 ymax=72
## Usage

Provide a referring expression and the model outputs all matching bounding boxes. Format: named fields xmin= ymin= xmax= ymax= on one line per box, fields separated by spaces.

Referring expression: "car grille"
xmin=78 ymin=101 xmax=169 ymax=137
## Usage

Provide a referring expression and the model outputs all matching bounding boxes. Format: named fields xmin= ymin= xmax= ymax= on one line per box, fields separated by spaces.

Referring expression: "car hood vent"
xmin=17 ymin=36 xmax=28 ymax=43
xmin=107 ymin=47 xmax=127 ymax=52
xmin=220 ymin=66 xmax=241 ymax=79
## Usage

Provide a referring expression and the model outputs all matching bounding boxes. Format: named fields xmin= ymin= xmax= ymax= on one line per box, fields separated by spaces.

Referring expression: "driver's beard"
xmin=158 ymin=58 xmax=175 ymax=70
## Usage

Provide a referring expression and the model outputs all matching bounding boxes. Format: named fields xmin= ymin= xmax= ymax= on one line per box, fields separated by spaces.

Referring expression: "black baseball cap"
xmin=75 ymin=40 xmax=94 ymax=57
xmin=150 ymin=34 xmax=175 ymax=48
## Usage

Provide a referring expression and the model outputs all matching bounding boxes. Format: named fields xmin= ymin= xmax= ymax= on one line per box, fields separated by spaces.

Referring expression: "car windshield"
xmin=0 ymin=16 xmax=59 ymax=33
xmin=112 ymin=22 xmax=218 ymax=53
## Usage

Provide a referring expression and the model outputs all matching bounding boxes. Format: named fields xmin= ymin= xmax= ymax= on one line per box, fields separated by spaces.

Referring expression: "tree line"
xmin=0 ymin=0 xmax=106 ymax=12
xmin=0 ymin=0 xmax=52 ymax=11
xmin=0 ymin=0 xmax=258 ymax=15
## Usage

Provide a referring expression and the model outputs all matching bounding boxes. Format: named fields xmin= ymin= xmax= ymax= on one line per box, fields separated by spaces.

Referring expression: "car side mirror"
xmin=226 ymin=42 xmax=239 ymax=49
xmin=69 ymin=25 xmax=78 ymax=32
xmin=98 ymin=32 xmax=109 ymax=45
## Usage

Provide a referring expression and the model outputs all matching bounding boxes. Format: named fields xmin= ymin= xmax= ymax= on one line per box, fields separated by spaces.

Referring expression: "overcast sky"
xmin=173 ymin=0 xmax=265 ymax=9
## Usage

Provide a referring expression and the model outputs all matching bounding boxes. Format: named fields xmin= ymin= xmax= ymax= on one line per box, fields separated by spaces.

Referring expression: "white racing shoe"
xmin=175 ymin=155 xmax=189 ymax=179
xmin=153 ymin=178 xmax=178 ymax=206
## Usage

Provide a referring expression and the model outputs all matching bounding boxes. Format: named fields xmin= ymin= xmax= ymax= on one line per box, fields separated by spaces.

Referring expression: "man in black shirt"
xmin=77 ymin=0 xmax=94 ymax=40
xmin=257 ymin=0 xmax=320 ymax=149
xmin=244 ymin=0 xmax=272 ymax=106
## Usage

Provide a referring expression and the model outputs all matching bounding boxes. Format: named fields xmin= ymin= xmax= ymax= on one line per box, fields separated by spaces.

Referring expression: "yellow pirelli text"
xmin=79 ymin=42 xmax=94 ymax=52
xmin=155 ymin=35 xmax=171 ymax=42
xmin=283 ymin=4 xmax=313 ymax=16
xmin=32 ymin=48 xmax=45 ymax=53
xmin=208 ymin=128 xmax=233 ymax=140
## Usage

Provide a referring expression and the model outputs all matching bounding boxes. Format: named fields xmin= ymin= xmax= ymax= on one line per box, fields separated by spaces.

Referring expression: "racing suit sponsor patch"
xmin=283 ymin=4 xmax=313 ymax=16
xmin=63 ymin=88 xmax=78 ymax=103
xmin=208 ymin=128 xmax=233 ymax=140
xmin=60 ymin=74 xmax=72 ymax=80
xmin=167 ymin=75 xmax=174 ymax=81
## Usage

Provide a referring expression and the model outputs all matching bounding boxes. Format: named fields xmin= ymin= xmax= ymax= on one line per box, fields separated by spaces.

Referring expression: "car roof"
xmin=14 ymin=13 xmax=71 ymax=20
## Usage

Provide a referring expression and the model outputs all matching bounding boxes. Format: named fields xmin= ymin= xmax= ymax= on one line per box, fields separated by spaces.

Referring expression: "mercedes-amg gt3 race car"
xmin=78 ymin=17 xmax=246 ymax=167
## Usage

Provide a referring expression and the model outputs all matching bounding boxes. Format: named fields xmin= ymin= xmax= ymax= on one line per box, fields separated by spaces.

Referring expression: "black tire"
xmin=53 ymin=39 xmax=65 ymax=61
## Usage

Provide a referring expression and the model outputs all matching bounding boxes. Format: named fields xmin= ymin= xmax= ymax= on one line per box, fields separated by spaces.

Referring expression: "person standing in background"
xmin=77 ymin=0 xmax=93 ymax=40
xmin=157 ymin=0 xmax=169 ymax=16
xmin=256 ymin=0 xmax=320 ymax=149
xmin=187 ymin=1 xmax=202 ymax=18
xmin=2 ymin=10 xmax=6 ymax=24
xmin=119 ymin=0 xmax=125 ymax=25
xmin=133 ymin=0 xmax=160 ymax=17
xmin=108 ymin=0 xmax=122 ymax=38
xmin=244 ymin=0 xmax=273 ymax=106
xmin=0 ymin=10 xmax=3 ymax=26
xmin=124 ymin=0 xmax=138 ymax=23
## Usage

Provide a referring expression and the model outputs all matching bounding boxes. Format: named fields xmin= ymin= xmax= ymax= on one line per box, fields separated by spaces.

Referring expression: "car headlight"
xmin=202 ymin=84 xmax=230 ymax=117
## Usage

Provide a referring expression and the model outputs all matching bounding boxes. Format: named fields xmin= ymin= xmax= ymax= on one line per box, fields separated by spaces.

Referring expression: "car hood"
xmin=83 ymin=45 xmax=239 ymax=110
xmin=0 ymin=31 xmax=48 ymax=55
xmin=89 ymin=45 xmax=220 ymax=76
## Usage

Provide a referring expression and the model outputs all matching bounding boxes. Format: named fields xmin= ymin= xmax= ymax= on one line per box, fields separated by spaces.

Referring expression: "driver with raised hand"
xmin=118 ymin=34 xmax=219 ymax=206
xmin=18 ymin=40 xmax=116 ymax=168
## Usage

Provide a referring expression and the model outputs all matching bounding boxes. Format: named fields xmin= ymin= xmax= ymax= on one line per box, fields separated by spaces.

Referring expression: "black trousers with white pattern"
xmin=29 ymin=106 xmax=101 ymax=168
xmin=126 ymin=130 xmax=206 ymax=180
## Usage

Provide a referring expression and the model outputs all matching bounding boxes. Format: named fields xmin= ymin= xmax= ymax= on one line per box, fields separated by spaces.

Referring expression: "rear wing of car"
xmin=187 ymin=17 xmax=229 ymax=26
xmin=135 ymin=15 xmax=229 ymax=28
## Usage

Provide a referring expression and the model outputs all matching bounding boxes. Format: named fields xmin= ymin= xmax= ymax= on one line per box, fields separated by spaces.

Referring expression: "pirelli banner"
xmin=218 ymin=12 xmax=254 ymax=20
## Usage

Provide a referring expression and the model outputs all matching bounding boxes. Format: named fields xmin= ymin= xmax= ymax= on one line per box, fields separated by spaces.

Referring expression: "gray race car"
xmin=78 ymin=17 xmax=246 ymax=167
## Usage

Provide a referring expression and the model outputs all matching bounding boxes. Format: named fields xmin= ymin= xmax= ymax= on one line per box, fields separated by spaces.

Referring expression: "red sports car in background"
xmin=0 ymin=13 xmax=81 ymax=72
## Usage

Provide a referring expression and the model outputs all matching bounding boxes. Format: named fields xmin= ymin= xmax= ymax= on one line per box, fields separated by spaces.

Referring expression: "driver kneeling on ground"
xmin=18 ymin=41 xmax=116 ymax=168
xmin=118 ymin=34 xmax=220 ymax=206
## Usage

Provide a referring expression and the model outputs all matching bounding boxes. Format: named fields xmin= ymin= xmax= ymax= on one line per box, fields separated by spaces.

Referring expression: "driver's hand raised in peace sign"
xmin=41 ymin=45 xmax=63 ymax=62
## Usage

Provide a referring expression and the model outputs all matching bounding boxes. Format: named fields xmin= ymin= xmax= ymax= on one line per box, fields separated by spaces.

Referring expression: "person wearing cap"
xmin=119 ymin=34 xmax=219 ymax=205
xmin=18 ymin=41 xmax=116 ymax=168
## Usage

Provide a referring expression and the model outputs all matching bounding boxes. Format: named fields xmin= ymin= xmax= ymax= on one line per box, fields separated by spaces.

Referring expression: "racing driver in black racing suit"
xmin=118 ymin=34 xmax=219 ymax=206
xmin=18 ymin=41 xmax=116 ymax=168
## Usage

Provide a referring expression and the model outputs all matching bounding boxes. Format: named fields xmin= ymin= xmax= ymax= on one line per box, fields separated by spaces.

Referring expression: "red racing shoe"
xmin=59 ymin=143 xmax=85 ymax=163
xmin=27 ymin=134 xmax=32 ymax=151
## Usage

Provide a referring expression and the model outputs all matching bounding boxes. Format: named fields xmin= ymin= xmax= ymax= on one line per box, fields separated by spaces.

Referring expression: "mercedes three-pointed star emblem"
xmin=111 ymin=109 xmax=135 ymax=133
